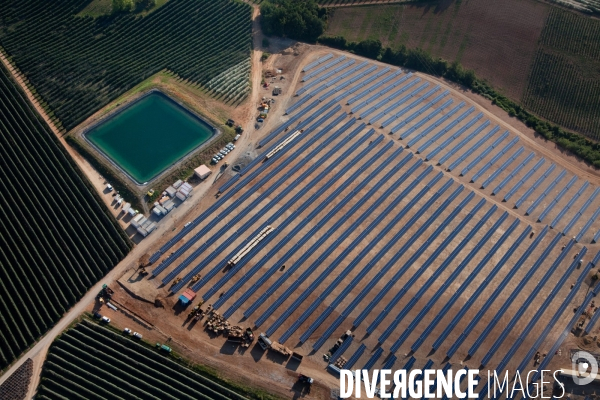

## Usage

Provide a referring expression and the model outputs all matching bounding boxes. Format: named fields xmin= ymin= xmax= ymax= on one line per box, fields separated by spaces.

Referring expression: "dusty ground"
xmin=325 ymin=0 xmax=550 ymax=101
xmin=3 ymin=5 xmax=600 ymax=400
xmin=118 ymin=47 xmax=600 ymax=399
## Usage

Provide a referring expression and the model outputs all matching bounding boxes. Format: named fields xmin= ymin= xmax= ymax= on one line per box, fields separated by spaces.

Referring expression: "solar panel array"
xmin=146 ymin=56 xmax=600 ymax=388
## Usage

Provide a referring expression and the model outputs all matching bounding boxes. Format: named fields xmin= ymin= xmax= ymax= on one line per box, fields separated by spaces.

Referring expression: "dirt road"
xmin=0 ymin=4 xmax=268 ymax=396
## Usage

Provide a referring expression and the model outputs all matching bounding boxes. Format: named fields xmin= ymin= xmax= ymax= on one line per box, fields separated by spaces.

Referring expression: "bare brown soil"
xmin=326 ymin=0 xmax=551 ymax=100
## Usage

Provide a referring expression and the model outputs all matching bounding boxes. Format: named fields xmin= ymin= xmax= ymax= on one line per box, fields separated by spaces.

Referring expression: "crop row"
xmin=207 ymin=58 xmax=251 ymax=103
xmin=37 ymin=321 xmax=247 ymax=400
xmin=522 ymin=8 xmax=600 ymax=140
xmin=0 ymin=0 xmax=252 ymax=131
xmin=0 ymin=64 xmax=131 ymax=371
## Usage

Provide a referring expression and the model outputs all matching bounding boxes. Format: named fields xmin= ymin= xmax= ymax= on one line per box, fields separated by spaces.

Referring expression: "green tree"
xmin=112 ymin=0 xmax=133 ymax=13
xmin=260 ymin=0 xmax=326 ymax=43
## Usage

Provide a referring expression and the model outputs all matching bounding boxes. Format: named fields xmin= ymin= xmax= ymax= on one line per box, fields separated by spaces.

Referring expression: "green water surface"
xmin=86 ymin=92 xmax=214 ymax=183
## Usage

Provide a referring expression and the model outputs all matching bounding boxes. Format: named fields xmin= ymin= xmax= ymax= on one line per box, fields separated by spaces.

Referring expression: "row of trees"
xmin=260 ymin=0 xmax=327 ymax=43
xmin=37 ymin=321 xmax=263 ymax=400
xmin=0 ymin=0 xmax=253 ymax=131
xmin=112 ymin=0 xmax=157 ymax=13
xmin=0 ymin=64 xmax=131 ymax=371
xmin=317 ymin=35 xmax=600 ymax=169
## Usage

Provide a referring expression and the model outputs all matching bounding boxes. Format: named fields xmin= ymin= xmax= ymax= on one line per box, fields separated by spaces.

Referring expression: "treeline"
xmin=0 ymin=62 xmax=131 ymax=371
xmin=318 ymin=35 xmax=600 ymax=169
xmin=260 ymin=0 xmax=327 ymax=43
xmin=0 ymin=0 xmax=252 ymax=131
xmin=37 ymin=320 xmax=272 ymax=400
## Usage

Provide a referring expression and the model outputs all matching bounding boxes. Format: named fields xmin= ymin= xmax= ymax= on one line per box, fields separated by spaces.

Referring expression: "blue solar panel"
xmin=344 ymin=344 xmax=366 ymax=369
xmin=354 ymin=77 xmax=420 ymax=116
xmin=389 ymin=90 xmax=451 ymax=132
xmin=394 ymin=98 xmax=454 ymax=138
xmin=537 ymin=175 xmax=578 ymax=222
xmin=562 ymin=187 xmax=600 ymax=235
xmin=502 ymin=158 xmax=546 ymax=201
xmin=202 ymin=135 xmax=396 ymax=301
xmin=577 ymin=206 xmax=600 ymax=243
xmin=222 ymin=150 xmax=413 ymax=318
xmin=383 ymin=211 xmax=512 ymax=349
xmin=423 ymin=112 xmax=483 ymax=159
xmin=259 ymin=170 xmax=446 ymax=333
xmin=309 ymin=194 xmax=481 ymax=350
xmin=417 ymin=224 xmax=530 ymax=353
xmin=494 ymin=246 xmax=588 ymax=373
xmin=490 ymin=152 xmax=535 ymax=196
xmin=514 ymin=163 xmax=556 ymax=208
xmin=273 ymin=175 xmax=454 ymax=342
xmin=379 ymin=86 xmax=442 ymax=127
xmin=179 ymin=129 xmax=381 ymax=295
xmin=242 ymin=158 xmax=427 ymax=320
xmin=441 ymin=225 xmax=548 ymax=356
xmin=525 ymin=270 xmax=600 ymax=396
xmin=466 ymin=231 xmax=563 ymax=358
xmin=481 ymin=239 xmax=579 ymax=367
xmin=525 ymin=169 xmax=567 ymax=216
xmin=461 ymin=133 xmax=515 ymax=178
xmin=303 ymin=54 xmax=333 ymax=72
xmin=363 ymin=348 xmax=383 ymax=371
xmin=550 ymin=181 xmax=590 ymax=229
xmin=301 ymin=188 xmax=472 ymax=347
xmin=347 ymin=69 xmax=400 ymax=104
xmin=404 ymin=102 xmax=467 ymax=146
xmin=517 ymin=252 xmax=598 ymax=381
xmin=479 ymin=147 xmax=524 ymax=189
xmin=445 ymin=126 xmax=500 ymax=171
xmin=391 ymin=218 xmax=521 ymax=353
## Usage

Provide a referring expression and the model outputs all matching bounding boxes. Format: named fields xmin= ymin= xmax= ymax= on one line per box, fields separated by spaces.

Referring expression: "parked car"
xmin=133 ymin=332 xmax=143 ymax=340
xmin=123 ymin=328 xmax=132 ymax=335
xmin=93 ymin=312 xmax=102 ymax=319
xmin=101 ymin=316 xmax=110 ymax=324
xmin=184 ymin=222 xmax=192 ymax=228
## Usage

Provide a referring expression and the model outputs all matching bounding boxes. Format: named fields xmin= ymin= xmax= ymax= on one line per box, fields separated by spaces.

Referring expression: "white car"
xmin=124 ymin=328 xmax=132 ymax=335
xmin=133 ymin=332 xmax=143 ymax=339
xmin=184 ymin=222 xmax=192 ymax=227
xmin=101 ymin=316 xmax=111 ymax=324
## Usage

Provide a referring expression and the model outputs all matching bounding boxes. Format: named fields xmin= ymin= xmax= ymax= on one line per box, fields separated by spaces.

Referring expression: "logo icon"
xmin=571 ymin=351 xmax=598 ymax=385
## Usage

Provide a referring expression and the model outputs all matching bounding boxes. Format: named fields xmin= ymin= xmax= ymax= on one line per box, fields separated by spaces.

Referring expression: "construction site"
xmin=101 ymin=47 xmax=600 ymax=398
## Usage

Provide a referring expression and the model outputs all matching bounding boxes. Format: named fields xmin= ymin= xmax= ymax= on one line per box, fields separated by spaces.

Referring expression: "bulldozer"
xmin=173 ymin=277 xmax=182 ymax=285
xmin=191 ymin=274 xmax=201 ymax=283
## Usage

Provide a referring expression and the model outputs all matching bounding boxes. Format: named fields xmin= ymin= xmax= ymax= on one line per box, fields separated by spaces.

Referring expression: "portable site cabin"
xmin=180 ymin=182 xmax=193 ymax=192
xmin=122 ymin=202 xmax=131 ymax=213
xmin=162 ymin=199 xmax=175 ymax=212
xmin=178 ymin=288 xmax=196 ymax=306
xmin=194 ymin=165 xmax=212 ymax=180
xmin=165 ymin=186 xmax=177 ymax=198
xmin=172 ymin=179 xmax=183 ymax=189
xmin=176 ymin=191 xmax=187 ymax=201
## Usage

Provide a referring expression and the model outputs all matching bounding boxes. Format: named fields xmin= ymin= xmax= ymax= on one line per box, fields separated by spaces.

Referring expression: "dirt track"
xmin=2 ymin=4 xmax=600 ymax=400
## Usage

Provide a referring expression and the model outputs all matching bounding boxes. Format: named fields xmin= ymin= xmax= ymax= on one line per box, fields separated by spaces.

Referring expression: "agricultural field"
xmin=0 ymin=63 xmax=132 ymax=371
xmin=37 ymin=320 xmax=250 ymax=400
xmin=522 ymin=8 xmax=600 ymax=140
xmin=0 ymin=0 xmax=252 ymax=131
xmin=325 ymin=0 xmax=600 ymax=140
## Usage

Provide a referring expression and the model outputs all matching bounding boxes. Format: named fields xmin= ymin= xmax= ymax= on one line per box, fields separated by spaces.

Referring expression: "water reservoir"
xmin=85 ymin=91 xmax=215 ymax=183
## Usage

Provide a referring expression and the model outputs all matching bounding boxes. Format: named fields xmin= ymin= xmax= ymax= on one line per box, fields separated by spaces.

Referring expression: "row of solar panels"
xmin=152 ymin=105 xmax=340 ymax=277
xmin=198 ymin=126 xmax=387 ymax=299
xmin=168 ymin=111 xmax=358 ymax=293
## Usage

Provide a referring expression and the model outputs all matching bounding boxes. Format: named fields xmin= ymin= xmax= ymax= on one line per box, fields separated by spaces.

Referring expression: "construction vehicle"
xmin=139 ymin=267 xmax=149 ymax=276
xmin=191 ymin=274 xmax=201 ymax=283
xmin=173 ymin=277 xmax=182 ymax=285
xmin=245 ymin=328 xmax=254 ymax=341
xmin=298 ymin=374 xmax=314 ymax=385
